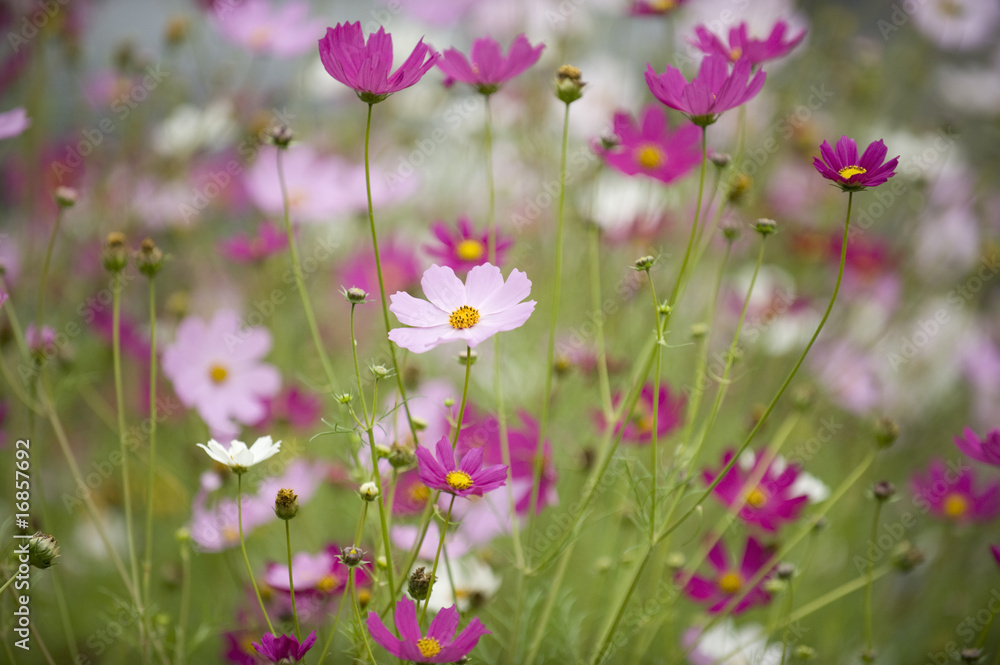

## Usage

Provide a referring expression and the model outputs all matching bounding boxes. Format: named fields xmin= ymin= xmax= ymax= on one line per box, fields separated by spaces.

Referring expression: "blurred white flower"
xmin=152 ymin=100 xmax=237 ymax=159
xmin=684 ymin=619 xmax=782 ymax=665
xmin=423 ymin=556 xmax=502 ymax=613
xmin=912 ymin=0 xmax=1000 ymax=51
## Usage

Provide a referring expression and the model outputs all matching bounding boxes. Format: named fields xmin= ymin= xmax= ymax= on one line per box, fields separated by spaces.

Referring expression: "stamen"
xmin=838 ymin=165 xmax=867 ymax=179
xmin=637 ymin=145 xmax=665 ymax=169
xmin=456 ymin=239 xmax=485 ymax=261
xmin=449 ymin=305 xmax=480 ymax=330
xmin=210 ymin=364 xmax=228 ymax=383
xmin=718 ymin=572 xmax=742 ymax=594
xmin=446 ymin=470 xmax=474 ymax=491
xmin=417 ymin=637 xmax=442 ymax=658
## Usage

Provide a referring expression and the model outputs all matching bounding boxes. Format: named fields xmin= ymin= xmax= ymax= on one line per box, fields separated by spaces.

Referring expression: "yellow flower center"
xmin=718 ymin=572 xmax=742 ymax=594
xmin=449 ymin=305 xmax=480 ymax=330
xmin=943 ymin=493 xmax=968 ymax=518
xmin=637 ymin=145 xmax=665 ymax=169
xmin=317 ymin=574 xmax=340 ymax=593
xmin=651 ymin=0 xmax=676 ymax=10
xmin=729 ymin=47 xmax=743 ymax=61
xmin=838 ymin=165 xmax=867 ymax=179
xmin=289 ymin=187 xmax=308 ymax=208
xmin=745 ymin=487 xmax=768 ymax=508
xmin=456 ymin=239 xmax=485 ymax=262
xmin=358 ymin=588 xmax=372 ymax=608
xmin=248 ymin=26 xmax=271 ymax=49
xmin=417 ymin=637 xmax=442 ymax=658
xmin=409 ymin=484 xmax=431 ymax=504
xmin=446 ymin=470 xmax=474 ymax=491
xmin=938 ymin=0 xmax=965 ymax=16
xmin=209 ymin=364 xmax=228 ymax=383
xmin=222 ymin=526 xmax=239 ymax=544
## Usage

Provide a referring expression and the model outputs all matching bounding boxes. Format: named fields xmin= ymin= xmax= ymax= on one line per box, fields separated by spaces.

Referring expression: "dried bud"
xmin=872 ymin=480 xmax=895 ymax=502
xmin=339 ymin=545 xmax=366 ymax=568
xmin=103 ymin=232 xmax=129 ymax=273
xmin=343 ymin=286 xmax=368 ymax=304
xmin=555 ymin=65 xmax=586 ymax=104
xmin=54 ymin=186 xmax=78 ymax=208
xmin=753 ymin=218 xmax=777 ymax=236
xmin=27 ymin=532 xmax=60 ymax=569
xmin=408 ymin=567 xmax=434 ymax=600
xmin=269 ymin=124 xmax=293 ymax=147
xmin=632 ymin=255 xmax=656 ymax=271
xmin=359 ymin=482 xmax=379 ymax=501
xmin=274 ymin=488 xmax=299 ymax=520
xmin=727 ymin=173 xmax=752 ymax=203
xmin=874 ymin=417 xmax=899 ymax=448
xmin=136 ymin=238 xmax=164 ymax=277
xmin=709 ymin=151 xmax=731 ymax=168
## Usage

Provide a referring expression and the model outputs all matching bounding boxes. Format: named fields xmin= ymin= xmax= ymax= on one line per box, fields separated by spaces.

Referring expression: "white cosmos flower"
xmin=197 ymin=436 xmax=281 ymax=473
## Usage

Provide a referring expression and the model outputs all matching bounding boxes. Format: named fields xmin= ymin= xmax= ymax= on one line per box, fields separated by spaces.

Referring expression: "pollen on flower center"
xmin=838 ymin=165 xmax=867 ymax=179
xmin=718 ymin=572 xmax=742 ymax=594
xmin=446 ymin=470 xmax=474 ymax=491
xmin=745 ymin=488 xmax=768 ymax=508
xmin=449 ymin=305 xmax=480 ymax=330
xmin=943 ymin=493 xmax=968 ymax=518
xmin=409 ymin=484 xmax=431 ymax=503
xmin=209 ymin=364 xmax=229 ymax=383
xmin=417 ymin=637 xmax=442 ymax=658
xmin=637 ymin=145 xmax=665 ymax=169
xmin=652 ymin=0 xmax=676 ymax=10
xmin=317 ymin=574 xmax=340 ymax=593
xmin=456 ymin=239 xmax=485 ymax=261
xmin=729 ymin=47 xmax=743 ymax=61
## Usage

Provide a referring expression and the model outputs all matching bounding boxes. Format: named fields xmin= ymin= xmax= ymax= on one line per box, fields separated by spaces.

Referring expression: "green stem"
xmin=349 ymin=575 xmax=379 ymax=665
xmin=589 ymin=225 xmax=614 ymax=419
xmin=238 ymin=474 xmax=275 ymax=634
xmin=0 ymin=571 xmax=16 ymax=596
xmin=36 ymin=206 xmax=63 ymax=333
xmin=666 ymin=127 xmax=708 ymax=309
xmin=420 ymin=495 xmax=456 ymax=622
xmin=865 ymin=501 xmax=883 ymax=654
xmin=452 ymin=348 xmax=473 ymax=448
xmin=286 ymin=520 xmax=301 ymax=640
xmin=646 ymin=274 xmax=665 ymax=539
xmin=175 ymin=533 xmax=191 ymax=665
xmin=277 ymin=147 xmax=339 ymax=391
xmin=142 ymin=277 xmax=158 ymax=616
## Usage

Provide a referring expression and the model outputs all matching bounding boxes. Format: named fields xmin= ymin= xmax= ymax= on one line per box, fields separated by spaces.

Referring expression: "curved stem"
xmin=286 ymin=520 xmax=301 ymax=640
xmin=452 ymin=348 xmax=473 ymax=448
xmin=349 ymin=575 xmax=378 ymax=665
xmin=238 ymin=474 xmax=275 ymax=634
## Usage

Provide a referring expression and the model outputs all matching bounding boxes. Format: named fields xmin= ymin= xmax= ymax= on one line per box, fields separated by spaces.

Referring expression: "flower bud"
xmin=721 ymin=221 xmax=741 ymax=241
xmin=633 ymin=255 xmax=656 ymax=272
xmin=343 ymin=286 xmax=368 ymax=304
xmin=27 ymin=532 xmax=60 ymax=569
xmin=408 ymin=567 xmax=434 ymax=600
xmin=269 ymin=124 xmax=293 ymax=148
xmin=871 ymin=480 xmax=895 ymax=502
xmin=960 ymin=648 xmax=983 ymax=663
xmin=370 ymin=364 xmax=392 ymax=380
xmin=554 ymin=65 xmax=586 ymax=104
xmin=336 ymin=392 xmax=353 ymax=404
xmin=791 ymin=384 xmax=815 ymax=410
xmin=136 ymin=238 xmax=164 ymax=277
xmin=175 ymin=527 xmax=191 ymax=543
xmin=340 ymin=545 xmax=366 ymax=567
xmin=388 ymin=445 xmax=416 ymax=469
xmin=458 ymin=349 xmax=477 ymax=365
xmin=359 ymin=482 xmax=379 ymax=501
xmin=892 ymin=541 xmax=924 ymax=571
xmin=690 ymin=323 xmax=709 ymax=339
xmin=793 ymin=645 xmax=817 ymax=661
xmin=274 ymin=488 xmax=299 ymax=520
xmin=443 ymin=398 xmax=455 ymax=408
xmin=860 ymin=648 xmax=877 ymax=663
xmin=776 ymin=562 xmax=795 ymax=580
xmin=727 ymin=173 xmax=752 ymax=203
xmin=103 ymin=232 xmax=129 ymax=273
xmin=753 ymin=218 xmax=777 ymax=236
xmin=709 ymin=151 xmax=731 ymax=168
xmin=374 ymin=443 xmax=392 ymax=459
xmin=54 ymin=186 xmax=78 ymax=208
xmin=874 ymin=416 xmax=899 ymax=448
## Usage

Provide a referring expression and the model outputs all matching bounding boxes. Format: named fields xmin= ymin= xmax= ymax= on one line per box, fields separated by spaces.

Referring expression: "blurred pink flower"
xmin=680 ymin=536 xmax=775 ymax=614
xmin=912 ymin=0 xmax=1000 ymax=51
xmin=703 ymin=449 xmax=809 ymax=532
xmin=0 ymin=107 xmax=29 ymax=140
xmin=645 ymin=54 xmax=766 ymax=126
xmin=213 ymin=0 xmax=323 ymax=57
xmin=368 ymin=598 xmax=489 ymax=663
xmin=629 ymin=0 xmax=689 ymax=16
xmin=955 ymin=427 xmax=1000 ymax=466
xmin=911 ymin=459 xmax=1000 ymax=523
xmin=437 ymin=34 xmax=544 ymax=94
xmin=691 ymin=20 xmax=806 ymax=65
xmin=598 ymin=383 xmax=685 ymax=445
xmin=219 ymin=221 xmax=288 ymax=263
xmin=254 ymin=386 xmax=322 ymax=431
xmin=593 ymin=104 xmax=702 ymax=184
xmin=340 ymin=238 xmax=421 ymax=306
xmin=263 ymin=544 xmax=370 ymax=596
xmin=424 ymin=216 xmax=511 ymax=274
xmin=162 ymin=309 xmax=281 ymax=437
xmin=318 ymin=22 xmax=439 ymax=104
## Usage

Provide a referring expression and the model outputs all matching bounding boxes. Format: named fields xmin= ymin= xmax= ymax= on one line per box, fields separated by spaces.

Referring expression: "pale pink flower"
xmin=0 ymin=108 xmax=29 ymax=140
xmin=213 ymin=0 xmax=324 ymax=57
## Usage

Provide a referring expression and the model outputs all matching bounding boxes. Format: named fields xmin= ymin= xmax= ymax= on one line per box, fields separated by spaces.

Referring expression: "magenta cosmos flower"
xmin=680 ymin=536 xmax=774 ymax=614
xmin=594 ymin=104 xmax=701 ymax=184
xmin=252 ymin=630 xmax=316 ymax=663
xmin=425 ymin=216 xmax=512 ymax=274
xmin=318 ymin=22 xmax=439 ymax=104
xmin=219 ymin=220 xmax=288 ymax=263
xmin=367 ymin=597 xmax=489 ymax=663
xmin=264 ymin=544 xmax=370 ymax=596
xmin=388 ymin=263 xmax=535 ymax=353
xmin=812 ymin=136 xmax=899 ymax=192
xmin=213 ymin=0 xmax=323 ymax=57
xmin=646 ymin=54 xmax=766 ymax=127
xmin=437 ymin=34 xmax=544 ymax=95
xmin=629 ymin=0 xmax=689 ymax=16
xmin=703 ymin=449 xmax=809 ymax=533
xmin=162 ymin=309 xmax=281 ymax=438
xmin=911 ymin=459 xmax=1000 ymax=523
xmin=417 ymin=436 xmax=508 ymax=498
xmin=955 ymin=427 xmax=1000 ymax=465
xmin=598 ymin=382 xmax=684 ymax=445
xmin=692 ymin=21 xmax=806 ymax=65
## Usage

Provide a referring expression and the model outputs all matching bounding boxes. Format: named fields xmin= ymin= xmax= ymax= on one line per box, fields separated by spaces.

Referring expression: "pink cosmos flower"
xmin=252 ymin=630 xmax=316 ymax=663
xmin=812 ymin=136 xmax=899 ymax=192
xmin=254 ymin=387 xmax=322 ymax=431
xmin=424 ymin=216 xmax=512 ymax=274
xmin=703 ymin=449 xmax=809 ymax=532
xmin=213 ymin=0 xmax=323 ymax=57
xmin=263 ymin=544 xmax=370 ymax=596
xmin=955 ymin=427 xmax=1000 ymax=466
xmin=392 ymin=469 xmax=435 ymax=515
xmin=0 ymin=107 xmax=29 ymax=140
xmin=437 ymin=34 xmax=544 ymax=94
xmin=417 ymin=436 xmax=508 ymax=498
xmin=318 ymin=22 xmax=439 ymax=104
xmin=691 ymin=21 xmax=806 ymax=65
xmin=25 ymin=324 xmax=56 ymax=356
xmin=367 ymin=597 xmax=489 ymax=663
xmin=912 ymin=459 xmax=1000 ymax=523
xmin=680 ymin=536 xmax=774 ymax=614
xmin=593 ymin=104 xmax=701 ymax=184
xmin=245 ymin=146 xmax=363 ymax=224
xmin=629 ymin=0 xmax=689 ymax=16
xmin=341 ymin=238 xmax=422 ymax=307
xmin=219 ymin=221 xmax=288 ymax=263
xmin=598 ymin=383 xmax=685 ymax=445
xmin=388 ymin=263 xmax=535 ymax=354
xmin=162 ymin=309 xmax=281 ymax=438
xmin=645 ymin=54 xmax=766 ymax=127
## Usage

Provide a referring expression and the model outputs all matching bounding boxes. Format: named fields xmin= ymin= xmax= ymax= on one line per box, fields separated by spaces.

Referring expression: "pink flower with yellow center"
xmin=593 ymin=105 xmax=702 ymax=184
xmin=680 ymin=536 xmax=775 ymax=614
xmin=263 ymin=544 xmax=370 ymax=596
xmin=645 ymin=53 xmax=766 ymax=127
xmin=911 ymin=459 xmax=1000 ymax=523
xmin=703 ymin=449 xmax=811 ymax=533
xmin=425 ymin=216 xmax=512 ymax=274
xmin=367 ymin=597 xmax=489 ymax=663
xmin=691 ymin=20 xmax=806 ymax=65
xmin=812 ymin=136 xmax=899 ymax=192
xmin=212 ymin=0 xmax=323 ymax=57
xmin=416 ymin=436 xmax=508 ymax=498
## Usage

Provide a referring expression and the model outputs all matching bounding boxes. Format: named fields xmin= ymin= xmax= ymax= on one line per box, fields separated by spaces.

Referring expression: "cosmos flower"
xmin=367 ymin=597 xmax=489 ymax=663
xmin=219 ymin=221 xmax=288 ymax=263
xmin=691 ymin=20 xmax=806 ymax=65
xmin=416 ymin=436 xmax=508 ymax=498
xmin=593 ymin=104 xmax=702 ymax=184
xmin=911 ymin=459 xmax=1000 ymax=523
xmin=252 ymin=631 xmax=317 ymax=663
xmin=598 ymin=383 xmax=685 ymax=446
xmin=683 ymin=619 xmax=782 ymax=665
xmin=263 ymin=544 xmax=370 ymax=596
xmin=954 ymin=427 xmax=1000 ymax=466
xmin=254 ymin=387 xmax=323 ymax=431
xmin=424 ymin=216 xmax=512 ymax=274
xmin=645 ymin=54 xmax=766 ymax=126
xmin=812 ymin=136 xmax=899 ymax=192
xmin=680 ymin=536 xmax=775 ymax=614
xmin=911 ymin=0 xmax=1000 ymax=51
xmin=436 ymin=34 xmax=544 ymax=94
xmin=388 ymin=263 xmax=536 ymax=353
xmin=0 ymin=107 xmax=29 ymax=140
xmin=197 ymin=436 xmax=281 ymax=474
xmin=162 ymin=309 xmax=281 ymax=437
xmin=629 ymin=0 xmax=689 ymax=16
xmin=317 ymin=22 xmax=439 ymax=104
xmin=212 ymin=0 xmax=323 ymax=57
xmin=341 ymin=238 xmax=422 ymax=306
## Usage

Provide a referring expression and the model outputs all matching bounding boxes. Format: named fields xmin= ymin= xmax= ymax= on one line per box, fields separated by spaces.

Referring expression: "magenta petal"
xmin=426 ymin=605 xmax=460 ymax=644
xmin=367 ymin=612 xmax=406 ymax=658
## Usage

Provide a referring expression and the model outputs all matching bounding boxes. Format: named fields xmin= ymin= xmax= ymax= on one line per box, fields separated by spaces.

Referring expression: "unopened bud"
xmin=709 ymin=151 xmax=731 ymax=168
xmin=871 ymin=480 xmax=895 ymax=502
xmin=408 ymin=567 xmax=434 ymax=600
xmin=753 ymin=218 xmax=777 ymax=236
xmin=274 ymin=488 xmax=299 ymax=520
xmin=458 ymin=349 xmax=477 ymax=365
xmin=336 ymin=392 xmax=353 ymax=404
xmin=793 ymin=645 xmax=817 ymax=660
xmin=690 ymin=322 xmax=709 ymax=338
xmin=727 ymin=173 xmax=752 ymax=203
xmin=633 ymin=255 xmax=656 ymax=271
xmin=874 ymin=417 xmax=899 ymax=448
xmin=359 ymin=482 xmax=379 ymax=501
xmin=27 ymin=532 xmax=60 ymax=569
xmin=791 ymin=384 xmax=815 ymax=410
xmin=776 ymin=562 xmax=795 ymax=580
xmin=555 ymin=65 xmax=586 ymax=104
xmin=340 ymin=545 xmax=366 ymax=567
xmin=961 ymin=648 xmax=983 ymax=663
xmin=103 ymin=232 xmax=129 ymax=273
xmin=370 ymin=364 xmax=392 ymax=380
xmin=343 ymin=286 xmax=368 ymax=304
xmin=388 ymin=445 xmax=416 ymax=469
xmin=136 ymin=238 xmax=164 ymax=277
xmin=54 ymin=186 xmax=78 ymax=208
xmin=892 ymin=541 xmax=924 ymax=571
xmin=269 ymin=124 xmax=293 ymax=147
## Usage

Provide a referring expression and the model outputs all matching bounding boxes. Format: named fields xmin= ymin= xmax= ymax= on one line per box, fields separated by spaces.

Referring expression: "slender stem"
xmin=36 ymin=206 xmax=64 ymax=333
xmin=175 ymin=533 xmax=191 ymax=665
xmin=528 ymin=101 xmax=572 ymax=550
xmin=277 ymin=148 xmax=338 ymax=391
xmin=779 ymin=581 xmax=794 ymax=665
xmin=420 ymin=495 xmax=456 ymax=622
xmin=142 ymin=277 xmax=158 ymax=615
xmin=238 ymin=474 xmax=275 ymax=634
xmin=0 ymin=571 xmax=16 ymax=596
xmin=589 ymin=225 xmax=614 ymax=419
xmin=666 ymin=127 xmax=708 ymax=309
xmin=784 ymin=564 xmax=892 ymax=626
xmin=348 ymin=575 xmax=378 ymax=665
xmin=646 ymin=275 xmax=665 ymax=539
xmin=363 ymin=102 xmax=418 ymax=443
xmin=286 ymin=520 xmax=302 ymax=640
xmin=484 ymin=94 xmax=497 ymax=264
xmin=316 ymin=588 xmax=349 ymax=664
xmin=865 ymin=501 xmax=883 ymax=655
xmin=452 ymin=348 xmax=474 ymax=448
